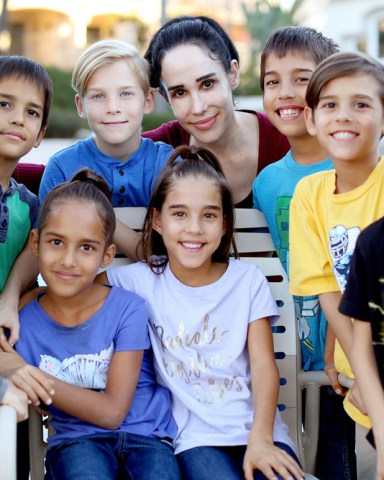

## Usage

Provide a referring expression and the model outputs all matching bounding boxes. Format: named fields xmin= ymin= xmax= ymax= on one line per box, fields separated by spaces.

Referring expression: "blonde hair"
xmin=72 ymin=39 xmax=150 ymax=97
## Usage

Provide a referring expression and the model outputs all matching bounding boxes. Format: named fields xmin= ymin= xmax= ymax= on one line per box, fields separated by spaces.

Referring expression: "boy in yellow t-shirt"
xmin=289 ymin=51 xmax=384 ymax=475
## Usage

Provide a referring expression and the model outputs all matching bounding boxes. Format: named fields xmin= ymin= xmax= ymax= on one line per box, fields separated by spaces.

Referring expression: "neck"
xmin=0 ymin=157 xmax=18 ymax=191
xmin=290 ymin=134 xmax=329 ymax=166
xmin=334 ymin=155 xmax=379 ymax=193
xmin=94 ymin=135 xmax=141 ymax=162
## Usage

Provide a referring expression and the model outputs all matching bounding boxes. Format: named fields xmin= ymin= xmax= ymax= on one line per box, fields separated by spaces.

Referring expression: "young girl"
xmin=100 ymin=146 xmax=304 ymax=480
xmin=5 ymin=169 xmax=181 ymax=480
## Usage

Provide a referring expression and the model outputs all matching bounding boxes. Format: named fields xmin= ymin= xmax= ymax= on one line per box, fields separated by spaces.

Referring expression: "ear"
xmin=304 ymin=106 xmax=317 ymax=137
xmin=75 ymin=94 xmax=87 ymax=118
xmin=100 ymin=244 xmax=116 ymax=269
xmin=143 ymin=89 xmax=155 ymax=115
xmin=34 ymin=127 xmax=46 ymax=148
xmin=229 ymin=59 xmax=240 ymax=90
xmin=152 ymin=209 xmax=162 ymax=235
xmin=29 ymin=229 xmax=40 ymax=256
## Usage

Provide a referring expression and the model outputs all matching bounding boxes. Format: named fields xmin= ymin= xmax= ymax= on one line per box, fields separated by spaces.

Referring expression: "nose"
xmin=190 ymin=92 xmax=208 ymax=115
xmin=60 ymin=247 xmax=77 ymax=267
xmin=335 ymin=105 xmax=352 ymax=123
xmin=185 ymin=215 xmax=203 ymax=234
xmin=278 ymin=80 xmax=295 ymax=100
xmin=107 ymin=96 xmax=121 ymax=114
xmin=11 ymin=107 xmax=24 ymax=126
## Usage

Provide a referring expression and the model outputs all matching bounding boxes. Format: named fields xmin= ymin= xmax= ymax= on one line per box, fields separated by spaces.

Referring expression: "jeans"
xmin=315 ymin=386 xmax=357 ymax=480
xmin=44 ymin=432 xmax=182 ymax=480
xmin=177 ymin=442 xmax=300 ymax=480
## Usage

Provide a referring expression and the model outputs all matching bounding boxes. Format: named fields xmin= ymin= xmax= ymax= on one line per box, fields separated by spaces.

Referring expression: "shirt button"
xmin=119 ymin=186 xmax=125 ymax=194
xmin=117 ymin=199 xmax=124 ymax=206
xmin=119 ymin=170 xmax=124 ymax=176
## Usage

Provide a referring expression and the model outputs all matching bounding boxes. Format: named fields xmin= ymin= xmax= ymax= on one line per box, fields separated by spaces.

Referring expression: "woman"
xmin=142 ymin=15 xmax=289 ymax=207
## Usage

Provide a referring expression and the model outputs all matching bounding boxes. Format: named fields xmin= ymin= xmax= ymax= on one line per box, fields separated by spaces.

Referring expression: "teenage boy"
xmin=252 ymin=27 xmax=356 ymax=480
xmin=289 ymin=51 xmax=384 ymax=479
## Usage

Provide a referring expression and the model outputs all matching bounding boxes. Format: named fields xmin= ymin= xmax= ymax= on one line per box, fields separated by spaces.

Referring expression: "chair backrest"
xmin=0 ymin=405 xmax=17 ymax=480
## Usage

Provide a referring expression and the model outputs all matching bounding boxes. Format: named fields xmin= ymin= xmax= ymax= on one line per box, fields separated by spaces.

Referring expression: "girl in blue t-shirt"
xmin=100 ymin=146 xmax=304 ymax=480
xmin=4 ymin=169 xmax=181 ymax=480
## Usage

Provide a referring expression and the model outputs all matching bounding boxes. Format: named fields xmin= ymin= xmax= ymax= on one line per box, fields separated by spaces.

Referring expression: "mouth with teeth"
xmin=180 ymin=242 xmax=204 ymax=251
xmin=277 ymin=107 xmax=303 ymax=119
xmin=331 ymin=131 xmax=357 ymax=140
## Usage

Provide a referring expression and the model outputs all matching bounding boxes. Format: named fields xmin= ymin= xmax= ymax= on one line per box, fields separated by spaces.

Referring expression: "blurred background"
xmin=0 ymin=0 xmax=383 ymax=151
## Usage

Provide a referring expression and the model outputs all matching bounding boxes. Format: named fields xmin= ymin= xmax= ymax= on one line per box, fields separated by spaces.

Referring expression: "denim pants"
xmin=44 ymin=432 xmax=182 ymax=480
xmin=177 ymin=442 xmax=300 ymax=480
xmin=315 ymin=386 xmax=357 ymax=480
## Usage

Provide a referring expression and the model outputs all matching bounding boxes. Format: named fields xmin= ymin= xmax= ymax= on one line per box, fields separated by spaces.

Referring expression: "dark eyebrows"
xmin=167 ymin=72 xmax=217 ymax=93
xmin=0 ymin=92 xmax=44 ymax=111
xmin=264 ymin=68 xmax=313 ymax=77
xmin=168 ymin=204 xmax=222 ymax=211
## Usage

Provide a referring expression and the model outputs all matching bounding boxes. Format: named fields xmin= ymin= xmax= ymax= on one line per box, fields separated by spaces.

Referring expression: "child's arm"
xmin=323 ymin=323 xmax=346 ymax=395
xmin=351 ymin=320 xmax=384 ymax=479
xmin=9 ymin=349 xmax=143 ymax=430
xmin=319 ymin=291 xmax=353 ymax=363
xmin=0 ymin=245 xmax=39 ymax=345
xmin=113 ymin=219 xmax=141 ymax=261
xmin=243 ymin=318 xmax=304 ymax=480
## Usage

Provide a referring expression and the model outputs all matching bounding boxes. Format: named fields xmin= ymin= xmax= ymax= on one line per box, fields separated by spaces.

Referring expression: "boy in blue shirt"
xmin=252 ymin=27 xmax=357 ymax=479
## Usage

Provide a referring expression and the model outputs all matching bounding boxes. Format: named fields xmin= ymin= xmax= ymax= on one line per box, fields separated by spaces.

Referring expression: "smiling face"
xmin=160 ymin=44 xmax=239 ymax=146
xmin=262 ymin=51 xmax=316 ymax=141
xmin=152 ymin=174 xmax=226 ymax=285
xmin=305 ymin=73 xmax=384 ymax=167
xmin=31 ymin=200 xmax=114 ymax=301
xmin=76 ymin=59 xmax=153 ymax=160
xmin=0 ymin=77 xmax=45 ymax=164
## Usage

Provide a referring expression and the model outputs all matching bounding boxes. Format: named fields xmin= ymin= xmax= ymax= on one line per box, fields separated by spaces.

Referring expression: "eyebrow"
xmin=168 ymin=204 xmax=222 ymax=211
xmin=319 ymin=93 xmax=375 ymax=101
xmin=167 ymin=72 xmax=217 ymax=93
xmin=0 ymin=92 xmax=44 ymax=111
xmin=264 ymin=68 xmax=313 ymax=77
xmin=44 ymin=231 xmax=102 ymax=244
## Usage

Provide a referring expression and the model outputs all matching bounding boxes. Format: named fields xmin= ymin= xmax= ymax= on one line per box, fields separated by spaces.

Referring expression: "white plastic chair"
xmin=0 ymin=405 xmax=17 ymax=480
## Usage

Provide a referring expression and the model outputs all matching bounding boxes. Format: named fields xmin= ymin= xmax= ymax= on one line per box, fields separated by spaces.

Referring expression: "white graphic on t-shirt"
xmin=328 ymin=225 xmax=360 ymax=292
xmin=39 ymin=342 xmax=114 ymax=389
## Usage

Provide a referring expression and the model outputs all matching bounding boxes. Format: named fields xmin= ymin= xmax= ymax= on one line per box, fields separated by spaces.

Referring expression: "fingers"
xmin=8 ymin=324 xmax=20 ymax=347
xmin=324 ymin=366 xmax=346 ymax=396
xmin=0 ymin=333 xmax=14 ymax=353
xmin=10 ymin=366 xmax=54 ymax=407
xmin=244 ymin=445 xmax=304 ymax=480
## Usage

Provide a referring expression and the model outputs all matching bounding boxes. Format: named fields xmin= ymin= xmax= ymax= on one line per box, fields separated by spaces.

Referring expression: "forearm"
xmin=113 ymin=219 xmax=141 ymax=261
xmin=319 ymin=292 xmax=353 ymax=361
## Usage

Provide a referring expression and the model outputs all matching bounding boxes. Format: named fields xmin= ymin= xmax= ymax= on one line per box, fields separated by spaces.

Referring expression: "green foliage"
xmin=239 ymin=0 xmax=305 ymax=95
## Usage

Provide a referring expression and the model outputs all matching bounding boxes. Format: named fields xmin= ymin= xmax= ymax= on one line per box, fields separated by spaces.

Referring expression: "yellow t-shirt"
xmin=289 ymin=157 xmax=384 ymax=427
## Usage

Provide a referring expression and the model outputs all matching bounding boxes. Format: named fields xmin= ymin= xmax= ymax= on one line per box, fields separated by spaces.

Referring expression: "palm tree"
xmin=241 ymin=0 xmax=305 ymax=93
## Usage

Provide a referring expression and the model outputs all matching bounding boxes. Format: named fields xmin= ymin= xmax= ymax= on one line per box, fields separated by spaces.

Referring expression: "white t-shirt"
xmin=107 ymin=258 xmax=295 ymax=454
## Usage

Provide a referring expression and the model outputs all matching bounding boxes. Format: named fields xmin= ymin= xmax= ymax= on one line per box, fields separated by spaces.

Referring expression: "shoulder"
xmin=294 ymin=169 xmax=333 ymax=196
xmin=140 ymin=137 xmax=174 ymax=156
xmin=9 ymin=178 xmax=37 ymax=204
xmin=109 ymin=284 xmax=146 ymax=305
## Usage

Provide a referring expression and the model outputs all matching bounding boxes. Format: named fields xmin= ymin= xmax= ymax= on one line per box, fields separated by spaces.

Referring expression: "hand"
xmin=2 ymin=381 xmax=29 ymax=422
xmin=243 ymin=439 xmax=305 ymax=480
xmin=0 ymin=296 xmax=20 ymax=346
xmin=348 ymin=381 xmax=367 ymax=414
xmin=324 ymin=365 xmax=347 ymax=396
xmin=0 ymin=334 xmax=55 ymax=407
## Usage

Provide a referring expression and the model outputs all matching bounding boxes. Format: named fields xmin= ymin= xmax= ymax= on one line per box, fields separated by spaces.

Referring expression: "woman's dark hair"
xmin=139 ymin=145 xmax=238 ymax=273
xmin=144 ymin=15 xmax=239 ymax=96
xmin=38 ymin=169 xmax=116 ymax=246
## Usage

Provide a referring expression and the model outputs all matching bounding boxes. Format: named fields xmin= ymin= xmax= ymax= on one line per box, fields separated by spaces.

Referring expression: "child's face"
xmin=262 ymin=51 xmax=317 ymax=141
xmin=152 ymin=175 xmax=226 ymax=285
xmin=0 ymin=77 xmax=45 ymax=162
xmin=31 ymin=200 xmax=114 ymax=301
xmin=76 ymin=59 xmax=153 ymax=160
xmin=305 ymin=73 xmax=384 ymax=166
xmin=160 ymin=44 xmax=239 ymax=146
